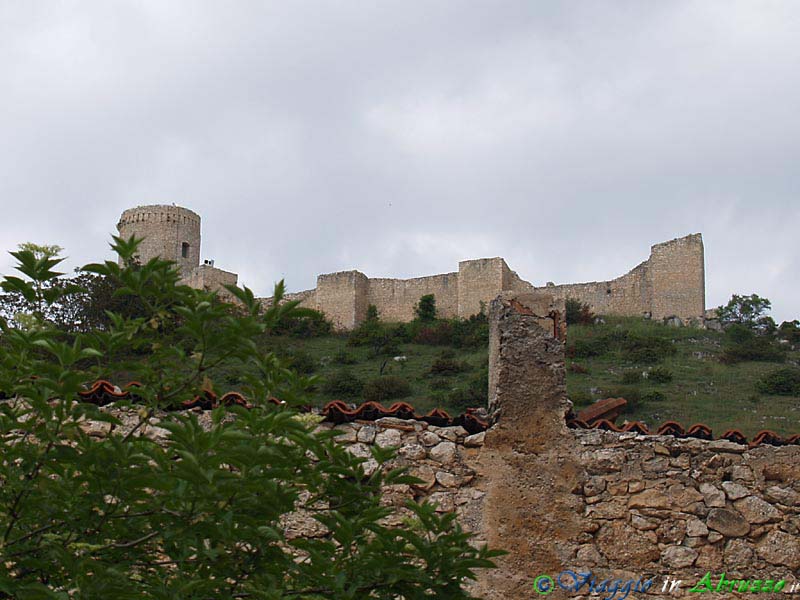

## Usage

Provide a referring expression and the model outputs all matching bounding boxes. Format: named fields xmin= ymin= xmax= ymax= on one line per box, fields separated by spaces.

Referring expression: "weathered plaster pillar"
xmin=472 ymin=292 xmax=586 ymax=599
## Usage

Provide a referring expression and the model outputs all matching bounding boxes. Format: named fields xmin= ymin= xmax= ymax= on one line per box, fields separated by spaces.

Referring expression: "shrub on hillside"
xmin=647 ymin=367 xmax=674 ymax=384
xmin=756 ymin=367 xmax=800 ymax=396
xmin=620 ymin=370 xmax=642 ymax=384
xmin=322 ymin=369 xmax=364 ymax=398
xmin=333 ymin=349 xmax=358 ymax=365
xmin=429 ymin=355 xmax=471 ymax=376
xmin=566 ymin=298 xmax=595 ymax=326
xmin=641 ymin=390 xmax=666 ymax=403
xmin=446 ymin=367 xmax=488 ymax=411
xmin=414 ymin=294 xmax=437 ymax=322
xmin=414 ymin=320 xmax=454 ymax=345
xmin=778 ymin=320 xmax=800 ymax=344
xmin=720 ymin=324 xmax=785 ymax=364
xmin=280 ymin=348 xmax=317 ymax=374
xmin=619 ymin=333 xmax=676 ymax=364
xmin=272 ymin=308 xmax=332 ymax=337
xmin=362 ymin=375 xmax=412 ymax=402
xmin=566 ymin=338 xmax=605 ymax=359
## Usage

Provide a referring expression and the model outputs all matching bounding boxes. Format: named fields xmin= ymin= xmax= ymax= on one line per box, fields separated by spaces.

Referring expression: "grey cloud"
xmin=0 ymin=1 xmax=798 ymax=321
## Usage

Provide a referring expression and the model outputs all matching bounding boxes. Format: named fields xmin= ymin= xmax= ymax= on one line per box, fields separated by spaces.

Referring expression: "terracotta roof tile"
xmin=567 ymin=397 xmax=800 ymax=447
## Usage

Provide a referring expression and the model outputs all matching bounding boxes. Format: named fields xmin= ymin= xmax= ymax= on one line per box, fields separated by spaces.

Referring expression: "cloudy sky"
xmin=1 ymin=1 xmax=798 ymax=321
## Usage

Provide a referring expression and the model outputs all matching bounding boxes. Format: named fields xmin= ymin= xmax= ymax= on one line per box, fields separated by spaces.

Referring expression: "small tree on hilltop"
xmin=0 ymin=236 xmax=499 ymax=598
xmin=415 ymin=294 xmax=437 ymax=322
xmin=717 ymin=293 xmax=776 ymax=334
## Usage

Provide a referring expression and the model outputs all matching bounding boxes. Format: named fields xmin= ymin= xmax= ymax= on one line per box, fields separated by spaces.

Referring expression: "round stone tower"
xmin=117 ymin=204 xmax=201 ymax=275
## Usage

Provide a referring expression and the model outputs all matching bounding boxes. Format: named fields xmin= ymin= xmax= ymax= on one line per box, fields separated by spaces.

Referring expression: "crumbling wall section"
xmin=457 ymin=258 xmax=510 ymax=319
xmin=184 ymin=264 xmax=238 ymax=298
xmin=532 ymin=233 xmax=705 ymax=322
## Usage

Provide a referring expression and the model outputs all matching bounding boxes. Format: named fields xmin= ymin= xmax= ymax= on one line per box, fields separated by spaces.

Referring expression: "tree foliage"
xmin=0 ymin=237 xmax=499 ymax=598
xmin=717 ymin=294 xmax=776 ymax=333
xmin=414 ymin=294 xmax=437 ymax=322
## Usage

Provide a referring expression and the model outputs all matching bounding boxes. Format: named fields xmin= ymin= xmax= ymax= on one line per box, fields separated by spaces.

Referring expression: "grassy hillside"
xmin=565 ymin=317 xmax=800 ymax=436
xmin=256 ymin=316 xmax=799 ymax=438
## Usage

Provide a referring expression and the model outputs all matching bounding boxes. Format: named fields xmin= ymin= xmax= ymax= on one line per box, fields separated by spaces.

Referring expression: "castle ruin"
xmin=117 ymin=205 xmax=706 ymax=327
xmin=117 ymin=205 xmax=239 ymax=293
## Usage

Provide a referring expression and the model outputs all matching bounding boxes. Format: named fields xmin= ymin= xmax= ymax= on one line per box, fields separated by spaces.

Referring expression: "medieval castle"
xmin=117 ymin=204 xmax=707 ymax=329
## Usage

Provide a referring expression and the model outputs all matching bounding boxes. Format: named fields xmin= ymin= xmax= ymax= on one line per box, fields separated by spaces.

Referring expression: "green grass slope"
xmin=256 ymin=317 xmax=799 ymax=438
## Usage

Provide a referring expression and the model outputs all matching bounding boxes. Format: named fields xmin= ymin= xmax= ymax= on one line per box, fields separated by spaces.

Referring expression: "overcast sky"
xmin=1 ymin=1 xmax=798 ymax=321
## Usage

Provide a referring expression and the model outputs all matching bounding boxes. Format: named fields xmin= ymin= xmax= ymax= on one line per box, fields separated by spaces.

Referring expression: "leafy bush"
xmin=620 ymin=370 xmax=642 ymax=384
xmin=619 ymin=333 xmax=676 ymax=364
xmin=717 ymin=293 xmax=776 ymax=333
xmin=333 ymin=349 xmax=358 ymax=365
xmin=429 ymin=355 xmax=471 ymax=376
xmin=429 ymin=377 xmax=452 ymax=391
xmin=647 ymin=367 xmax=674 ymax=384
xmin=282 ymin=348 xmax=317 ymax=374
xmin=414 ymin=294 xmax=437 ymax=322
xmin=565 ymin=298 xmax=595 ymax=326
xmin=566 ymin=338 xmax=605 ymax=359
xmin=366 ymin=303 xmax=379 ymax=322
xmin=414 ymin=320 xmax=454 ymax=345
xmin=446 ymin=368 xmax=488 ymax=411
xmin=322 ymin=368 xmax=364 ymax=398
xmin=0 ymin=236 xmax=500 ymax=596
xmin=363 ymin=375 xmax=412 ymax=402
xmin=778 ymin=320 xmax=800 ymax=344
xmin=272 ymin=308 xmax=333 ymax=337
xmin=720 ymin=324 xmax=785 ymax=363
xmin=756 ymin=367 xmax=800 ymax=396
xmin=641 ymin=390 xmax=666 ymax=403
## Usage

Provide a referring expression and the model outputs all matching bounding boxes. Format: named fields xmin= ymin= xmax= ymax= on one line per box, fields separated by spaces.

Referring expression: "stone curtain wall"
xmin=367 ymin=273 xmax=460 ymax=322
xmin=534 ymin=234 xmax=705 ymax=323
xmin=281 ymin=235 xmax=705 ymax=330
xmin=117 ymin=205 xmax=202 ymax=277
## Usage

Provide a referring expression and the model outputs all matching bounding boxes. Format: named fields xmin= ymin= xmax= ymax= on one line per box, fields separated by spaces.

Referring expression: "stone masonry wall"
xmin=117 ymin=205 xmax=201 ymax=277
xmin=367 ymin=272 xmax=460 ymax=322
xmin=279 ymin=234 xmax=705 ymax=330
xmin=572 ymin=429 xmax=800 ymax=590
xmin=534 ymin=234 xmax=705 ymax=323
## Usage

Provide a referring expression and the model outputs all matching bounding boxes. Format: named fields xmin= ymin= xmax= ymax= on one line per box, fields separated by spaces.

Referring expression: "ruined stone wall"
xmin=537 ymin=262 xmax=651 ymax=318
xmin=367 ymin=273 xmax=459 ymax=322
xmin=533 ymin=234 xmax=705 ymax=322
xmin=457 ymin=258 xmax=509 ymax=319
xmin=314 ymin=271 xmax=369 ymax=330
xmin=117 ymin=205 xmax=201 ymax=277
xmin=282 ymin=234 xmax=705 ymax=330
xmin=648 ymin=233 xmax=706 ymax=321
xmin=184 ymin=265 xmax=238 ymax=299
